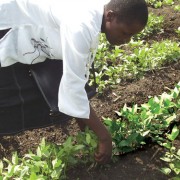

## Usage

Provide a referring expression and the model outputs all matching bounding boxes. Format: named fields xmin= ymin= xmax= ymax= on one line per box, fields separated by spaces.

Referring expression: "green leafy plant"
xmin=160 ymin=125 xmax=180 ymax=179
xmin=0 ymin=138 xmax=66 ymax=179
xmin=0 ymin=83 xmax=179 ymax=179
xmin=125 ymin=40 xmax=180 ymax=71
xmin=0 ymin=129 xmax=97 ymax=179
xmin=163 ymin=0 xmax=174 ymax=5
xmin=174 ymin=5 xmax=180 ymax=12
xmin=146 ymin=0 xmax=163 ymax=8
xmin=133 ymin=13 xmax=164 ymax=40
xmin=93 ymin=39 xmax=180 ymax=94
xmin=103 ymin=82 xmax=180 ymax=155
xmin=146 ymin=0 xmax=174 ymax=8
xmin=175 ymin=27 xmax=180 ymax=37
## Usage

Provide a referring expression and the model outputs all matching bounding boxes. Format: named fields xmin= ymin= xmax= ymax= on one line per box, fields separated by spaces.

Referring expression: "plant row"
xmin=0 ymin=82 xmax=179 ymax=179
xmin=92 ymin=39 xmax=180 ymax=93
xmin=0 ymin=129 xmax=97 ymax=180
xmin=146 ymin=0 xmax=176 ymax=8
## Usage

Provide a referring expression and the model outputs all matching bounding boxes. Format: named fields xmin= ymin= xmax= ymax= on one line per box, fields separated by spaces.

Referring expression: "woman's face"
xmin=102 ymin=11 xmax=145 ymax=45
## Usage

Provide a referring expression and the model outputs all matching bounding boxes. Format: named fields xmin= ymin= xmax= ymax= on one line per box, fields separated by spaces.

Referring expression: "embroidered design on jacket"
xmin=23 ymin=38 xmax=54 ymax=64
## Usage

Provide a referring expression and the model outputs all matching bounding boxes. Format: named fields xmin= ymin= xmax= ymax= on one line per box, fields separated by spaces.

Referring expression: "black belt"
xmin=0 ymin=28 xmax=11 ymax=39
xmin=0 ymin=29 xmax=12 ymax=67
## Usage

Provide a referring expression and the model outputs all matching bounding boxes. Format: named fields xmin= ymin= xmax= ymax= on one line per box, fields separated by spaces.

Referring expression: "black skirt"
xmin=0 ymin=30 xmax=97 ymax=136
xmin=0 ymin=61 xmax=71 ymax=135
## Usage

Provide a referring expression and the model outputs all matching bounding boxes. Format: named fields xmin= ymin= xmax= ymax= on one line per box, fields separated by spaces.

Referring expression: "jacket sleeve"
xmin=58 ymin=23 xmax=92 ymax=119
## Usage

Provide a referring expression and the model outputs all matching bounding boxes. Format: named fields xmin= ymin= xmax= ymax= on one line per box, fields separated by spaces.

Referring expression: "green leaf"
xmin=119 ymin=140 xmax=130 ymax=147
xmin=122 ymin=104 xmax=127 ymax=112
xmin=86 ymin=133 xmax=91 ymax=145
xmin=161 ymin=167 xmax=171 ymax=175
xmin=167 ymin=125 xmax=179 ymax=141
xmin=51 ymin=169 xmax=61 ymax=179
xmin=121 ymin=146 xmax=134 ymax=153
xmin=20 ymin=166 xmax=29 ymax=177
xmin=7 ymin=164 xmax=15 ymax=177
xmin=12 ymin=152 xmax=18 ymax=165
xmin=52 ymin=158 xmax=62 ymax=169
xmin=74 ymin=144 xmax=84 ymax=151
xmin=13 ymin=164 xmax=20 ymax=173
xmin=174 ymin=161 xmax=180 ymax=169
xmin=0 ymin=161 xmax=3 ymax=175
xmin=103 ymin=118 xmax=113 ymax=127
xmin=170 ymin=163 xmax=180 ymax=175
xmin=177 ymin=149 xmax=180 ymax=156
xmin=64 ymin=137 xmax=72 ymax=148
xmin=152 ymin=104 xmax=161 ymax=114
xmin=90 ymin=139 xmax=97 ymax=148
xmin=29 ymin=172 xmax=37 ymax=180
xmin=165 ymin=115 xmax=176 ymax=125
xmin=142 ymin=130 xmax=150 ymax=137
xmin=160 ymin=157 xmax=172 ymax=162
xmin=127 ymin=133 xmax=139 ymax=142
xmin=132 ymin=104 xmax=138 ymax=114
xmin=141 ymin=103 xmax=150 ymax=110
xmin=172 ymin=177 xmax=180 ymax=180
xmin=172 ymin=87 xmax=179 ymax=98
xmin=37 ymin=147 xmax=42 ymax=157
xmin=162 ymin=142 xmax=172 ymax=149
xmin=40 ymin=138 xmax=46 ymax=149
xmin=163 ymin=98 xmax=171 ymax=107
xmin=25 ymin=154 xmax=41 ymax=161
xmin=140 ymin=110 xmax=148 ymax=120
xmin=115 ymin=111 xmax=122 ymax=117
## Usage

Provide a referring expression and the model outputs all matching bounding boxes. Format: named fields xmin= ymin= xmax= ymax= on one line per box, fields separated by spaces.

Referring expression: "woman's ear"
xmin=105 ymin=10 xmax=116 ymax=22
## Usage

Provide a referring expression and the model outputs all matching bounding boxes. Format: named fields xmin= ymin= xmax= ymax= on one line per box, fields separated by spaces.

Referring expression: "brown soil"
xmin=0 ymin=2 xmax=180 ymax=180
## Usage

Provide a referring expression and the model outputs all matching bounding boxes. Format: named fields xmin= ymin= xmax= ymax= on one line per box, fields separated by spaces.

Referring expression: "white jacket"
xmin=0 ymin=0 xmax=109 ymax=118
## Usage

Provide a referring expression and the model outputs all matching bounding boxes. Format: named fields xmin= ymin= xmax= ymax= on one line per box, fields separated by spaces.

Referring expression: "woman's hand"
xmin=95 ymin=135 xmax=112 ymax=164
xmin=76 ymin=105 xmax=112 ymax=164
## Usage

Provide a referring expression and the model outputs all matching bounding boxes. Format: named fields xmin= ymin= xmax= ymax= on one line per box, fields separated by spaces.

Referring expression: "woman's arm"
xmin=76 ymin=105 xmax=112 ymax=164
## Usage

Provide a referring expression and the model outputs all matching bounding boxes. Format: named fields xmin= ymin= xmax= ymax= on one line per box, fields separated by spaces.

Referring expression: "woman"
xmin=0 ymin=0 xmax=148 ymax=164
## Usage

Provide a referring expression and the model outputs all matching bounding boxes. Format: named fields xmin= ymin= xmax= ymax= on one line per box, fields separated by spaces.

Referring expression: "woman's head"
xmin=102 ymin=0 xmax=148 ymax=45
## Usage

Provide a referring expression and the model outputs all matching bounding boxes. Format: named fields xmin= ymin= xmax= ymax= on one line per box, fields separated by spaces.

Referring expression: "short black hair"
xmin=105 ymin=0 xmax=148 ymax=26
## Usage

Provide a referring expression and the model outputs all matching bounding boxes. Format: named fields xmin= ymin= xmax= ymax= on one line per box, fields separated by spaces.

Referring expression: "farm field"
xmin=0 ymin=1 xmax=180 ymax=179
